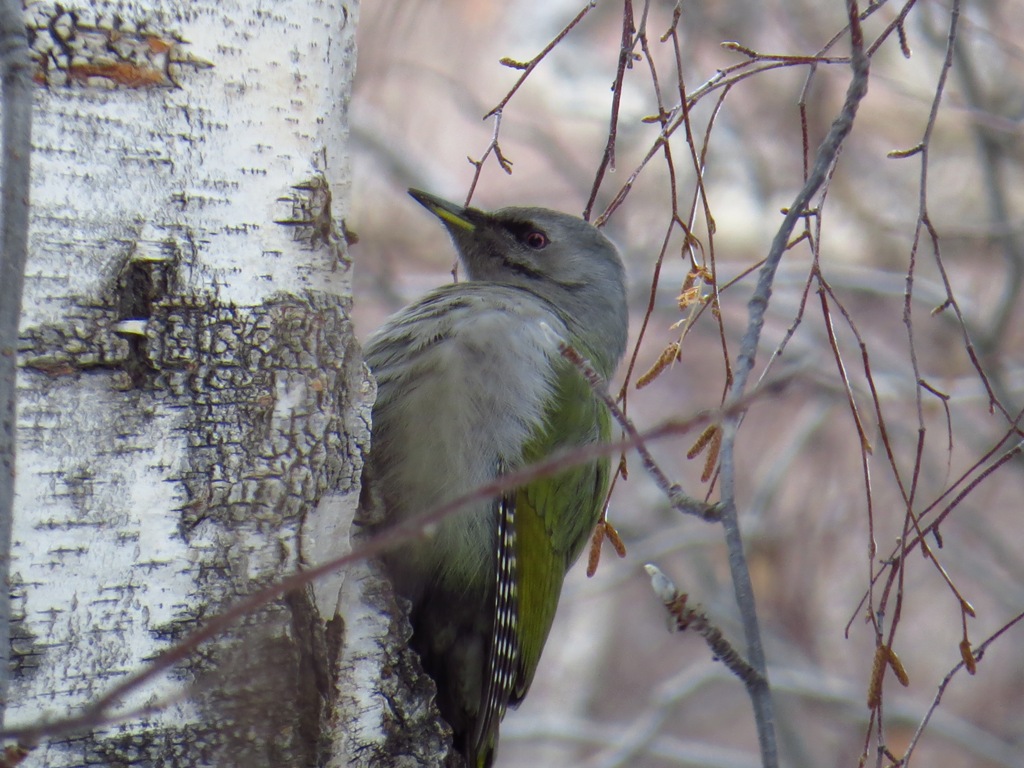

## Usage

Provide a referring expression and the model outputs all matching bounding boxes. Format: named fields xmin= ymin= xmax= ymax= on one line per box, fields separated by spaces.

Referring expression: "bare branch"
xmin=484 ymin=1 xmax=597 ymax=120
xmin=0 ymin=399 xmax=751 ymax=746
xmin=556 ymin=335 xmax=722 ymax=523
xmin=583 ymin=0 xmax=638 ymax=220
xmin=901 ymin=610 xmax=1024 ymax=765
xmin=716 ymin=3 xmax=872 ymax=765
xmin=645 ymin=564 xmax=763 ymax=688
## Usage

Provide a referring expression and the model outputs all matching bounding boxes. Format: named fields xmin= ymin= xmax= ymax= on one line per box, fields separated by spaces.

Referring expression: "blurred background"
xmin=349 ymin=2 xmax=1024 ymax=766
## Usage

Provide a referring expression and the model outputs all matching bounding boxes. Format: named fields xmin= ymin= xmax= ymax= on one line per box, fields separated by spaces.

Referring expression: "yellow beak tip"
xmin=409 ymin=188 xmax=477 ymax=232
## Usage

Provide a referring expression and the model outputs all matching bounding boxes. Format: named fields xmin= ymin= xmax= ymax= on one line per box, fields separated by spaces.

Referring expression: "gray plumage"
xmin=362 ymin=190 xmax=628 ymax=767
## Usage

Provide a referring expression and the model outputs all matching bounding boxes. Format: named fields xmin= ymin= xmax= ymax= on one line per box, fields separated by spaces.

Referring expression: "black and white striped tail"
xmin=471 ymin=488 xmax=519 ymax=766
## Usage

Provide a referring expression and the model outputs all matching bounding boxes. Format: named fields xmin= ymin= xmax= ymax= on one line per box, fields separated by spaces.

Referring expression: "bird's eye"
xmin=525 ymin=231 xmax=548 ymax=249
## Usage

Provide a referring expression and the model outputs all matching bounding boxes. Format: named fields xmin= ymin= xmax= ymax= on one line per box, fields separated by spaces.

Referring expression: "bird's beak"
xmin=408 ymin=189 xmax=478 ymax=232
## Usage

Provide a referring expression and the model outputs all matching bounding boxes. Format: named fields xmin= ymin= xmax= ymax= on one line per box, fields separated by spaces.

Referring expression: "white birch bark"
xmin=1 ymin=2 xmax=448 ymax=765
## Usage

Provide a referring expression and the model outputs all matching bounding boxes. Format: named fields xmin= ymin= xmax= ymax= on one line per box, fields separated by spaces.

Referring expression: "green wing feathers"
xmin=512 ymin=357 xmax=613 ymax=701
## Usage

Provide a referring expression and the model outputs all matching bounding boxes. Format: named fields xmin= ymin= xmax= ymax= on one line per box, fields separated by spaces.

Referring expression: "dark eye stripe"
xmin=499 ymin=255 xmax=544 ymax=279
xmin=500 ymin=219 xmax=548 ymax=246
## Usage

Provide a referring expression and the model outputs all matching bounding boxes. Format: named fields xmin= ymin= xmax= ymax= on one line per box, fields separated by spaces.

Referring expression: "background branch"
xmin=717 ymin=3 xmax=870 ymax=765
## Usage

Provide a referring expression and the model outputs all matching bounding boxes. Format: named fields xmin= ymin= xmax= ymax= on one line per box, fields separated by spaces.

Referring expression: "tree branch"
xmin=715 ymin=3 xmax=871 ymax=765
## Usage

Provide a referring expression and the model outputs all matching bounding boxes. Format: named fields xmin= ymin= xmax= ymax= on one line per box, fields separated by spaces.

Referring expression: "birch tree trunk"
xmin=0 ymin=2 xmax=446 ymax=765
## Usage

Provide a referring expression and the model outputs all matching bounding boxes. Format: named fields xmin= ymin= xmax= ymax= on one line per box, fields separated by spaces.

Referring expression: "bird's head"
xmin=409 ymin=189 xmax=628 ymax=373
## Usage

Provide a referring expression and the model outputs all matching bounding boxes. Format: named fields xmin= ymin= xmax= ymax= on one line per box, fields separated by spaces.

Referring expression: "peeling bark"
xmin=3 ymin=1 xmax=408 ymax=765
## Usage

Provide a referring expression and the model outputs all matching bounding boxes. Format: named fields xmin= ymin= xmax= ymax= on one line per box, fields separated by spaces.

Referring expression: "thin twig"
xmin=845 ymin=426 xmax=1024 ymax=637
xmin=596 ymin=0 xmax=906 ymax=227
xmin=0 ymin=402 xmax=741 ymax=746
xmin=645 ymin=564 xmax=763 ymax=688
xmin=556 ymin=336 xmax=722 ymax=522
xmin=903 ymin=1 xmax=1009 ymax=424
xmin=583 ymin=0 xmax=637 ymax=220
xmin=901 ymin=610 xmax=1024 ymax=766
xmin=946 ymin=9 xmax=1023 ymax=410
xmin=464 ymin=110 xmax=512 ymax=208
xmin=858 ymin=2 xmax=968 ymax=747
xmin=483 ymin=1 xmax=598 ymax=120
xmin=716 ymin=4 xmax=871 ymax=766
xmin=465 ymin=2 xmax=598 ymax=206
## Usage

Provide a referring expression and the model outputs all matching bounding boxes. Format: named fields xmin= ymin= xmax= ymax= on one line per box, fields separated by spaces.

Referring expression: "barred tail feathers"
xmin=470 ymin=488 xmax=519 ymax=767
